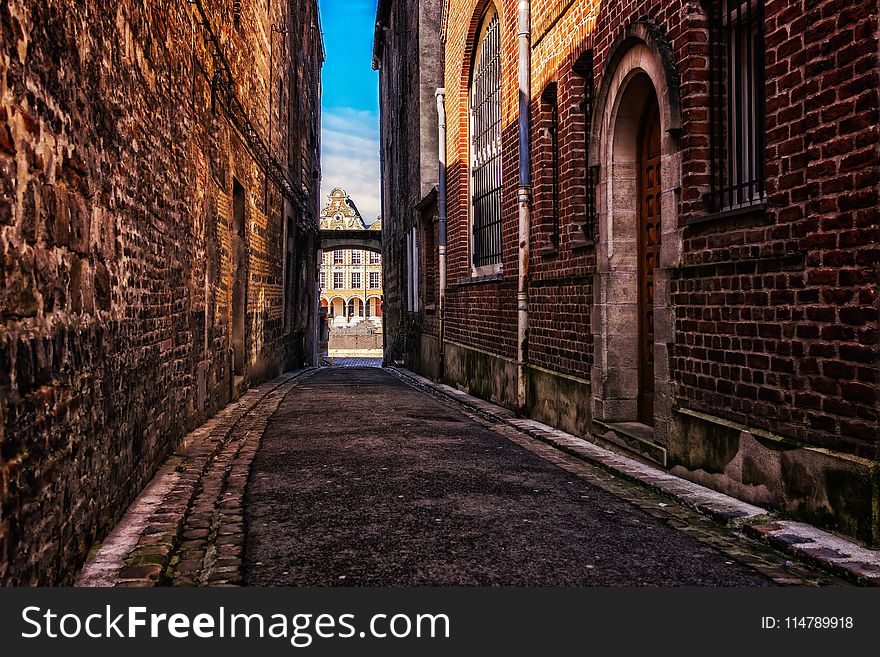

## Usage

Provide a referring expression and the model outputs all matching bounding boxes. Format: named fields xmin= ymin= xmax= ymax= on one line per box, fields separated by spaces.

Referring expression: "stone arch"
xmin=589 ymin=21 xmax=682 ymax=449
xmin=327 ymin=295 xmax=346 ymax=319
xmin=366 ymin=294 xmax=383 ymax=319
xmin=589 ymin=20 xmax=682 ymax=167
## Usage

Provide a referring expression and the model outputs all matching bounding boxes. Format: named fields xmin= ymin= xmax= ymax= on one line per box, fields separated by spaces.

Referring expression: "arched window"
xmin=469 ymin=6 xmax=502 ymax=270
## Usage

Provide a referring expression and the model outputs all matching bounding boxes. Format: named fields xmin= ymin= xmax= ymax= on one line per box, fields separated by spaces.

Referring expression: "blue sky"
xmin=319 ymin=0 xmax=381 ymax=222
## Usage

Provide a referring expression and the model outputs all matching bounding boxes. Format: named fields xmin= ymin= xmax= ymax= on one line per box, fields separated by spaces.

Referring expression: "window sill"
xmin=451 ymin=273 xmax=504 ymax=287
xmin=571 ymin=237 xmax=595 ymax=250
xmin=538 ymin=243 xmax=559 ymax=258
xmin=688 ymin=201 xmax=767 ymax=226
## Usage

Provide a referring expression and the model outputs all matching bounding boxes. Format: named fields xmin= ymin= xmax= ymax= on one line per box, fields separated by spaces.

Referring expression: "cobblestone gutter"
xmin=76 ymin=369 xmax=317 ymax=587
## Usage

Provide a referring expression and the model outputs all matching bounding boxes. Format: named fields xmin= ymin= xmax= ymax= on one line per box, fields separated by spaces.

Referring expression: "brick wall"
xmin=434 ymin=0 xmax=878 ymax=464
xmin=0 ymin=0 xmax=322 ymax=584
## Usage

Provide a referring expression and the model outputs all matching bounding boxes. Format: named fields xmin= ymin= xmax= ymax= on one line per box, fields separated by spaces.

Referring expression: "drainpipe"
xmin=435 ymin=88 xmax=447 ymax=381
xmin=516 ymin=0 xmax=532 ymax=414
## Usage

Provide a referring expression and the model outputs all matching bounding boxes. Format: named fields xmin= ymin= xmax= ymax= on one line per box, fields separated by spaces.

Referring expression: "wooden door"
xmin=638 ymin=105 xmax=661 ymax=425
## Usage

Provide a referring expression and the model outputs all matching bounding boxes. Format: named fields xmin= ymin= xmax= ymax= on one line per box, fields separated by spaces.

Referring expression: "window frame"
xmin=468 ymin=5 xmax=503 ymax=276
xmin=706 ymin=0 xmax=766 ymax=215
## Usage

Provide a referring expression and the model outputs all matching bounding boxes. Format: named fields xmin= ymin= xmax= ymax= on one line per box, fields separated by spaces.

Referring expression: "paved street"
xmin=77 ymin=364 xmax=850 ymax=587
xmin=331 ymin=356 xmax=384 ymax=367
xmin=243 ymin=367 xmax=832 ymax=586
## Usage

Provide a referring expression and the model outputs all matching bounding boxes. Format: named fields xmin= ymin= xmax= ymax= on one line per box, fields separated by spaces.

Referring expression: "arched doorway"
xmin=589 ymin=31 xmax=682 ymax=441
xmin=347 ymin=298 xmax=363 ymax=319
xmin=330 ymin=297 xmax=345 ymax=319
xmin=366 ymin=296 xmax=382 ymax=320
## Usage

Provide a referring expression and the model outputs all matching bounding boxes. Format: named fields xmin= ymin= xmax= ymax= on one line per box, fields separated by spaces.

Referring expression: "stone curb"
xmin=75 ymin=369 xmax=316 ymax=587
xmin=388 ymin=367 xmax=880 ymax=587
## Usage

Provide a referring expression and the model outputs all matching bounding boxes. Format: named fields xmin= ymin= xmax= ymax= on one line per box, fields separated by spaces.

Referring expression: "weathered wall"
xmin=0 ymin=0 xmax=322 ymax=584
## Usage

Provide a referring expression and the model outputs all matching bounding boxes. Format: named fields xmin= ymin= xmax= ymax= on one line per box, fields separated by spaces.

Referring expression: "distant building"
xmin=319 ymin=188 xmax=384 ymax=326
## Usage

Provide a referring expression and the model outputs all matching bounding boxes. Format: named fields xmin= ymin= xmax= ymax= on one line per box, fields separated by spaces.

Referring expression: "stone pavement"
xmin=76 ymin=369 xmax=316 ymax=587
xmin=330 ymin=357 xmax=383 ymax=367
xmin=78 ymin=366 xmax=863 ymax=587
xmin=245 ymin=367 xmax=846 ymax=586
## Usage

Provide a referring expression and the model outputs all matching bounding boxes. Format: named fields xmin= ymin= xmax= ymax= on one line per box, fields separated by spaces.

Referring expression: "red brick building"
xmin=377 ymin=0 xmax=879 ymax=545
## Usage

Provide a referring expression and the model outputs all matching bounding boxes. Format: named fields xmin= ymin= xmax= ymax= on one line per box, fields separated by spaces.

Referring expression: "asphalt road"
xmin=245 ymin=367 xmax=773 ymax=586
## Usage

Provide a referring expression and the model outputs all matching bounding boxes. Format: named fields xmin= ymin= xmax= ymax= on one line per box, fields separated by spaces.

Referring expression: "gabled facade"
xmin=319 ymin=189 xmax=384 ymax=323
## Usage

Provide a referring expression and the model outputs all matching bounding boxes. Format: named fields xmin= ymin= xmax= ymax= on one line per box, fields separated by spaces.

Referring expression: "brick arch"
xmin=451 ymin=0 xmax=504 ymax=264
xmin=459 ymin=0 xmax=503 ymax=95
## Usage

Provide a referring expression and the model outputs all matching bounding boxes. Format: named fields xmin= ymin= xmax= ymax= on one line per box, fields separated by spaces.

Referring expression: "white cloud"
xmin=320 ymin=107 xmax=381 ymax=222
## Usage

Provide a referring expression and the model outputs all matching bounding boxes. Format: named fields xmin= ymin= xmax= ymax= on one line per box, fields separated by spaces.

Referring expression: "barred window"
xmin=573 ymin=49 xmax=596 ymax=243
xmin=369 ymin=272 xmax=381 ymax=289
xmin=708 ymin=0 xmax=766 ymax=211
xmin=351 ymin=271 xmax=361 ymax=289
xmin=542 ymin=83 xmax=560 ymax=248
xmin=469 ymin=7 xmax=502 ymax=269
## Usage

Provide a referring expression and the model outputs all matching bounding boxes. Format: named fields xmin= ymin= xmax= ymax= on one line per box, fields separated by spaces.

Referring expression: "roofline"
xmin=371 ymin=0 xmax=392 ymax=70
xmin=314 ymin=0 xmax=326 ymax=62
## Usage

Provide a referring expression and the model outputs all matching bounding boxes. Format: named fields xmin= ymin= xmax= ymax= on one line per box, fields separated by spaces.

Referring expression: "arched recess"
xmin=366 ymin=295 xmax=383 ymax=319
xmin=455 ymin=0 xmax=504 ymax=274
xmin=589 ymin=21 xmax=683 ymax=448
xmin=327 ymin=296 xmax=346 ymax=319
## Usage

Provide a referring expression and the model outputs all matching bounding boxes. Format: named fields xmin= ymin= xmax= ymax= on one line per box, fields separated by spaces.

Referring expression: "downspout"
xmin=516 ymin=0 xmax=532 ymax=414
xmin=435 ymin=88 xmax=448 ymax=381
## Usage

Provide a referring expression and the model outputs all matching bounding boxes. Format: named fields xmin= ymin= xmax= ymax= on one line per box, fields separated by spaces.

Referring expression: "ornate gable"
xmin=319 ymin=188 xmax=368 ymax=230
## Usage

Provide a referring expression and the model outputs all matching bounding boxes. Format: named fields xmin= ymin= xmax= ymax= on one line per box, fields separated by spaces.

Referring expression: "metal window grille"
xmin=470 ymin=12 xmax=503 ymax=268
xmin=544 ymin=85 xmax=560 ymax=247
xmin=369 ymin=272 xmax=381 ymax=289
xmin=351 ymin=272 xmax=361 ymax=289
xmin=574 ymin=50 xmax=596 ymax=241
xmin=708 ymin=0 xmax=766 ymax=211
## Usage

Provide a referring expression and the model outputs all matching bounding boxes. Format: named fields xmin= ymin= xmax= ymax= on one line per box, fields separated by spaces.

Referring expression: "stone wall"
xmin=0 ymin=0 xmax=323 ymax=584
xmin=329 ymin=325 xmax=383 ymax=351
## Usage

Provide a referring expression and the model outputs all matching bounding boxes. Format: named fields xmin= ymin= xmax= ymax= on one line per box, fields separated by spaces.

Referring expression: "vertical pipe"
xmin=516 ymin=0 xmax=532 ymax=414
xmin=435 ymin=88 xmax=448 ymax=381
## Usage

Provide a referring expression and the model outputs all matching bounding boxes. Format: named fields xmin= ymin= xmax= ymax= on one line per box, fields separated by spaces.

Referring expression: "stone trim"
xmin=588 ymin=21 xmax=683 ymax=445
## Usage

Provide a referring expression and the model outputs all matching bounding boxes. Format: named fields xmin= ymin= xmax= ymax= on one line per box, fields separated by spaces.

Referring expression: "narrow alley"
xmin=77 ymin=365 xmax=846 ymax=587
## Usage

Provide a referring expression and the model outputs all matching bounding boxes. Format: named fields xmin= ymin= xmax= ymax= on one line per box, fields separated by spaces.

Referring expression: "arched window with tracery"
xmin=469 ymin=6 xmax=502 ymax=271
